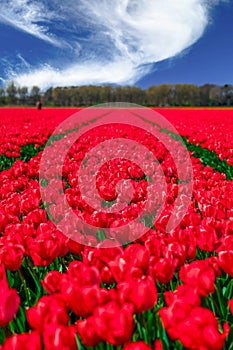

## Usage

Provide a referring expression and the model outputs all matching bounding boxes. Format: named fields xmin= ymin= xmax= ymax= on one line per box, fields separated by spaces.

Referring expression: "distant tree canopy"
xmin=0 ymin=82 xmax=233 ymax=107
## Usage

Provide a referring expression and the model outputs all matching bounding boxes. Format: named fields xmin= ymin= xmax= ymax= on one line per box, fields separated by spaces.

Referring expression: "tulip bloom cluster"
xmin=160 ymin=108 xmax=233 ymax=165
xmin=0 ymin=108 xmax=233 ymax=350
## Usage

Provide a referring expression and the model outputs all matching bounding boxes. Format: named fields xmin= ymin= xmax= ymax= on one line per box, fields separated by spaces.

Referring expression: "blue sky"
xmin=0 ymin=0 xmax=232 ymax=90
xmin=138 ymin=1 xmax=233 ymax=88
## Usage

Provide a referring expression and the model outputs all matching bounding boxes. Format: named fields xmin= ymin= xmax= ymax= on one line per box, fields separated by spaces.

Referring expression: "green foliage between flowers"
xmin=1 ymin=122 xmax=233 ymax=348
xmin=0 ymin=144 xmax=44 ymax=172
xmin=3 ymin=248 xmax=233 ymax=349
xmin=160 ymin=128 xmax=233 ymax=180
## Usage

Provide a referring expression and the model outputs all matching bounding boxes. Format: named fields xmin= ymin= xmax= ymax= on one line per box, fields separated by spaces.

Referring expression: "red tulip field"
xmin=0 ymin=107 xmax=233 ymax=350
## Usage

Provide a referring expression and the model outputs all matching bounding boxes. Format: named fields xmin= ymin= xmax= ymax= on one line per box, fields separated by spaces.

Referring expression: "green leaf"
xmin=0 ymin=328 xmax=5 ymax=345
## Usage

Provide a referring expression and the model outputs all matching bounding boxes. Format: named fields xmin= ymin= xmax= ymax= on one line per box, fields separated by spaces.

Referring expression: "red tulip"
xmin=43 ymin=324 xmax=77 ymax=350
xmin=123 ymin=341 xmax=152 ymax=350
xmin=1 ymin=331 xmax=41 ymax=350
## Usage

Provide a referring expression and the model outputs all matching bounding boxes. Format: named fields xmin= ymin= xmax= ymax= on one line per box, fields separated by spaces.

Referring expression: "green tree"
xmin=221 ymin=84 xmax=233 ymax=106
xmin=44 ymin=87 xmax=54 ymax=106
xmin=199 ymin=84 xmax=216 ymax=106
xmin=6 ymin=81 xmax=17 ymax=105
xmin=209 ymin=86 xmax=222 ymax=106
xmin=0 ymin=88 xmax=6 ymax=105
xmin=30 ymin=86 xmax=41 ymax=105
xmin=145 ymin=86 xmax=159 ymax=105
xmin=51 ymin=87 xmax=64 ymax=106
xmin=18 ymin=86 xmax=28 ymax=105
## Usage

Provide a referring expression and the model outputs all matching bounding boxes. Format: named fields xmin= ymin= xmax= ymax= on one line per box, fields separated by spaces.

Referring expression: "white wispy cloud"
xmin=0 ymin=0 xmax=223 ymax=89
xmin=0 ymin=0 xmax=62 ymax=47
xmin=10 ymin=61 xmax=152 ymax=88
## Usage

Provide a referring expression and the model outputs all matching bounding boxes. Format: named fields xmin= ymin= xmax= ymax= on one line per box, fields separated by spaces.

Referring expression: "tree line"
xmin=1 ymin=82 xmax=233 ymax=107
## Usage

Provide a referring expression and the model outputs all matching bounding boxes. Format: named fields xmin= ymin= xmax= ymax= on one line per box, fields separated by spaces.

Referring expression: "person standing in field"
xmin=36 ymin=100 xmax=42 ymax=110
